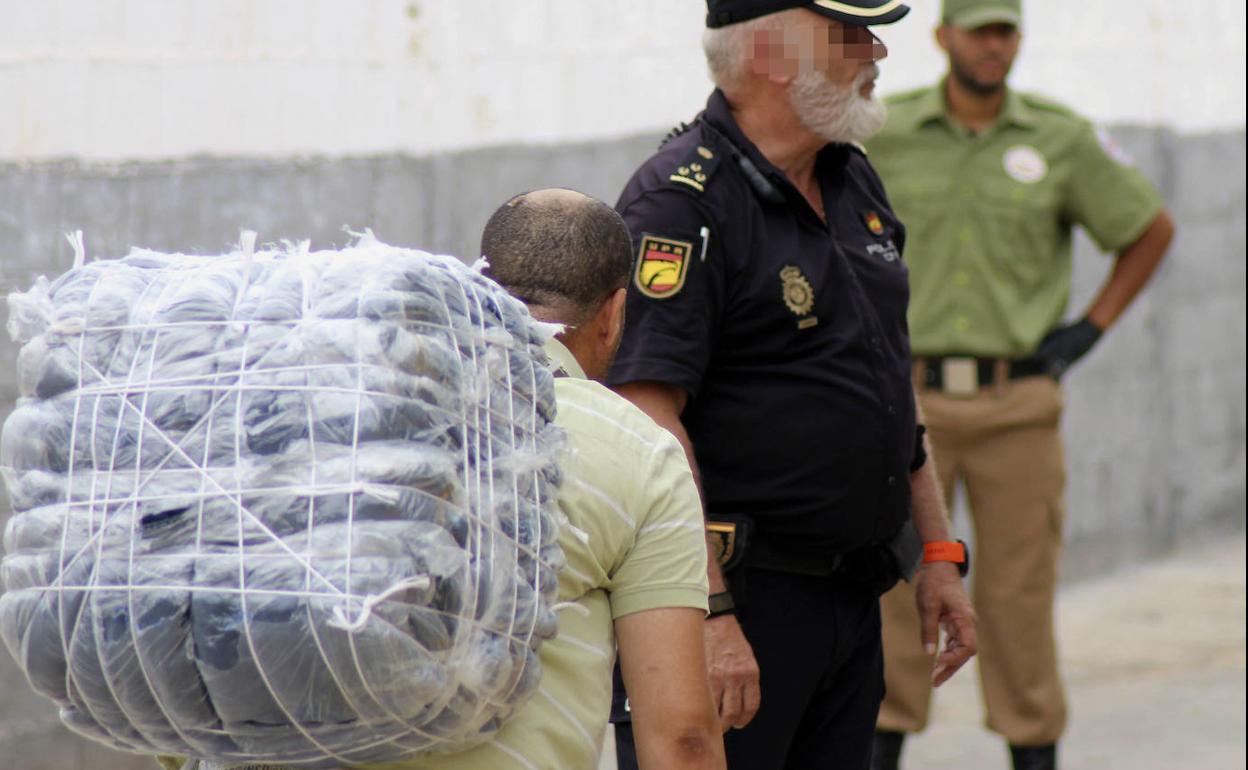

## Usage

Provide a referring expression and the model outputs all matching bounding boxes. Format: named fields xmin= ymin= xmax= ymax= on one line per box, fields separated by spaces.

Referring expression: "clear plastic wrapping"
xmin=0 ymin=235 xmax=565 ymax=768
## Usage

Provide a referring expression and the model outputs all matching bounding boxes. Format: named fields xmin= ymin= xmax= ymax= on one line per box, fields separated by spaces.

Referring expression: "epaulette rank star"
xmin=669 ymin=145 xmax=720 ymax=194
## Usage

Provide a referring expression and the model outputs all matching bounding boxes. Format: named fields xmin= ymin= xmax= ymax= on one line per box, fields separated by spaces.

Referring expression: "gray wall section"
xmin=0 ymin=127 xmax=1244 ymax=767
xmin=1058 ymin=128 xmax=1246 ymax=577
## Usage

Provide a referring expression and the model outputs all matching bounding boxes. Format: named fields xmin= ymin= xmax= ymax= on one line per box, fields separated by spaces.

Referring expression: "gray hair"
xmin=702 ymin=9 xmax=805 ymax=90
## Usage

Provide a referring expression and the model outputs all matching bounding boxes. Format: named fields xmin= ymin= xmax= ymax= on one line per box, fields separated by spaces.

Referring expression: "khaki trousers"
xmin=878 ymin=374 xmax=1068 ymax=746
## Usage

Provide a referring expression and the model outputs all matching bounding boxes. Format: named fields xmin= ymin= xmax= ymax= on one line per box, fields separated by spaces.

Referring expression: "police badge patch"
xmin=635 ymin=235 xmax=694 ymax=299
xmin=779 ymin=265 xmax=816 ymax=326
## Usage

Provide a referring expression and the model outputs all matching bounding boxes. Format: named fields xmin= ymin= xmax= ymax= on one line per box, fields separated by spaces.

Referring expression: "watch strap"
xmin=707 ymin=591 xmax=736 ymax=618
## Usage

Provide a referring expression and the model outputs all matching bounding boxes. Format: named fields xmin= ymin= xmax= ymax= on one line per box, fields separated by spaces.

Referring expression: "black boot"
xmin=1010 ymin=743 xmax=1057 ymax=770
xmin=869 ymin=730 xmax=905 ymax=770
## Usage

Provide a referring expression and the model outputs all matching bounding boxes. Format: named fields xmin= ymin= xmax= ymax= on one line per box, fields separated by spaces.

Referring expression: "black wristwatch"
xmin=707 ymin=591 xmax=736 ymax=618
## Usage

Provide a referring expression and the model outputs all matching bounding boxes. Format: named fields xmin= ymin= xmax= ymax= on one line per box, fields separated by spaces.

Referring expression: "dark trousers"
xmin=616 ymin=568 xmax=885 ymax=770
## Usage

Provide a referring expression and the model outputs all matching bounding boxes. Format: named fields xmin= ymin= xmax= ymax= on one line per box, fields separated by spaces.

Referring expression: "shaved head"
xmin=480 ymin=188 xmax=633 ymax=323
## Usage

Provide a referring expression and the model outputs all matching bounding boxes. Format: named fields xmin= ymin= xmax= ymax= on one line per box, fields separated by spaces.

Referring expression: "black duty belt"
xmin=741 ymin=520 xmax=921 ymax=589
xmin=746 ymin=538 xmax=874 ymax=577
xmin=918 ymin=355 xmax=1048 ymax=395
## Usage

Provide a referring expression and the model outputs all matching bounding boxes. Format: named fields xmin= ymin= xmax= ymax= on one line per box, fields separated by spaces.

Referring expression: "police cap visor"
xmin=707 ymin=0 xmax=911 ymax=29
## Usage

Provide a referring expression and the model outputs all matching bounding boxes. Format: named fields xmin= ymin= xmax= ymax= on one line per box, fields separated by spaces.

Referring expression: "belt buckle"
xmin=941 ymin=357 xmax=979 ymax=397
xmin=707 ymin=521 xmax=738 ymax=568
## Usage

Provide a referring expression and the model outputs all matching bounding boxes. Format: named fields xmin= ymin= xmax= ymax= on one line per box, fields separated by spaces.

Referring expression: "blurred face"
xmin=937 ymin=22 xmax=1021 ymax=95
xmin=751 ymin=13 xmax=890 ymax=143
xmin=752 ymin=13 xmax=887 ymax=89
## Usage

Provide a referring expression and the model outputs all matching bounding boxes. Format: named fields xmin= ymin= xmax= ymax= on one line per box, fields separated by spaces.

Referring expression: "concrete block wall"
xmin=1048 ymin=128 xmax=1246 ymax=579
xmin=0 ymin=130 xmax=1241 ymax=561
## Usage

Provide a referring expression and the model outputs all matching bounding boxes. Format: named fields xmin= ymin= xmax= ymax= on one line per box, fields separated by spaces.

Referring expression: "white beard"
xmin=788 ymin=65 xmax=887 ymax=144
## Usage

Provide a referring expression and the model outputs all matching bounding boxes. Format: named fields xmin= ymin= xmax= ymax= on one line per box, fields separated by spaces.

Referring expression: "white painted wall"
xmin=2 ymin=0 xmax=1244 ymax=162
xmin=876 ymin=0 xmax=1248 ymax=133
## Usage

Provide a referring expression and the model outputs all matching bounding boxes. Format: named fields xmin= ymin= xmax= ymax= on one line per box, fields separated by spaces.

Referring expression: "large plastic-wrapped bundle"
xmin=0 ymin=233 xmax=565 ymax=768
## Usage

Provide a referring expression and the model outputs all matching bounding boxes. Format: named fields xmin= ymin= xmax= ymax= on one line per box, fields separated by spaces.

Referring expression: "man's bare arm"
xmin=908 ymin=409 xmax=977 ymax=686
xmin=616 ymin=607 xmax=726 ymax=770
xmin=613 ymin=381 xmax=761 ymax=730
xmin=1035 ymin=210 xmax=1175 ymax=377
xmin=1085 ymin=210 xmax=1175 ymax=331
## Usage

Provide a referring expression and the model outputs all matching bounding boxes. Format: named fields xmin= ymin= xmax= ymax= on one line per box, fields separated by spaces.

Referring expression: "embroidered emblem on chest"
xmin=1003 ymin=145 xmax=1048 ymax=183
xmin=779 ymin=265 xmax=816 ymax=320
xmin=635 ymin=235 xmax=694 ymax=299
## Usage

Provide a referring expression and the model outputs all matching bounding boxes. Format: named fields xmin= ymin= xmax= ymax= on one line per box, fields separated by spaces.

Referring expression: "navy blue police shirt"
xmin=607 ymin=89 xmax=916 ymax=553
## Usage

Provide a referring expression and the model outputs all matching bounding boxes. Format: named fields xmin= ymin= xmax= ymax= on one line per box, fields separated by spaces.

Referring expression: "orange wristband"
xmin=922 ymin=540 xmax=970 ymax=576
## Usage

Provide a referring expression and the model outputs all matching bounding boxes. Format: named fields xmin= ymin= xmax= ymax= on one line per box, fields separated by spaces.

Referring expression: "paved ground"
xmin=2 ymin=538 xmax=1242 ymax=770
xmin=898 ymin=535 xmax=1245 ymax=769
xmin=599 ymin=536 xmax=1246 ymax=770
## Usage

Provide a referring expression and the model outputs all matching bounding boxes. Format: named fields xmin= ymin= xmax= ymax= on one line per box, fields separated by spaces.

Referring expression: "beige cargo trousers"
xmin=878 ymin=372 xmax=1068 ymax=746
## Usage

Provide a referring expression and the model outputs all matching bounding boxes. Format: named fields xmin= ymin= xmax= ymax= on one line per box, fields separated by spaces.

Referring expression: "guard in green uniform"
xmin=864 ymin=2 xmax=1175 ymax=769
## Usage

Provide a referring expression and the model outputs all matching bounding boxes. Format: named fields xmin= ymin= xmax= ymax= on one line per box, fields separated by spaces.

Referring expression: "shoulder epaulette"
xmin=1018 ymin=91 xmax=1079 ymax=120
xmin=667 ymin=142 xmax=721 ymax=195
xmin=659 ymin=121 xmax=693 ymax=149
xmin=847 ymin=141 xmax=868 ymax=157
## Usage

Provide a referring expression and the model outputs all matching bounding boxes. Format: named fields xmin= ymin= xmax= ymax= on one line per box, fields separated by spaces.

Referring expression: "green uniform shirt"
xmin=866 ymin=83 xmax=1164 ymax=357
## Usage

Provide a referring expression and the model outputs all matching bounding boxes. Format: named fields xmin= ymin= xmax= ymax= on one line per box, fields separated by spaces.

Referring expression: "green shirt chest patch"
xmin=1002 ymin=145 xmax=1048 ymax=183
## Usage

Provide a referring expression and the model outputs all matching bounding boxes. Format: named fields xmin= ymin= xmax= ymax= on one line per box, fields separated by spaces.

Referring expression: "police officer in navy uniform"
xmin=607 ymin=2 xmax=979 ymax=768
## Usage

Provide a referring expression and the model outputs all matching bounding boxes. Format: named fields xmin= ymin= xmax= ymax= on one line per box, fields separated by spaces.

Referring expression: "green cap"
xmin=941 ymin=0 xmax=1021 ymax=29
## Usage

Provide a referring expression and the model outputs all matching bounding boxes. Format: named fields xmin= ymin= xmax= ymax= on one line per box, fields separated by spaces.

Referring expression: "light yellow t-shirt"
xmin=371 ymin=339 xmax=709 ymax=770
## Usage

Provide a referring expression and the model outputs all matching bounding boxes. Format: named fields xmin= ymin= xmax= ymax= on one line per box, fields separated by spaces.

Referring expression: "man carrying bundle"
xmin=461 ymin=187 xmax=726 ymax=770
xmin=157 ymin=190 xmax=722 ymax=770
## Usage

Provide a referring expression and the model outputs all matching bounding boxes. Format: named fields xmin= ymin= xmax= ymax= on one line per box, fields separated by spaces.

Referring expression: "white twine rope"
xmin=2 ymin=239 xmax=565 ymax=764
xmin=328 ymin=575 xmax=433 ymax=633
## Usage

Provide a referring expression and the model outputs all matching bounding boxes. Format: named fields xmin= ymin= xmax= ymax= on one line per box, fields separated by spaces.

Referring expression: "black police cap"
xmin=707 ymin=0 xmax=910 ymax=28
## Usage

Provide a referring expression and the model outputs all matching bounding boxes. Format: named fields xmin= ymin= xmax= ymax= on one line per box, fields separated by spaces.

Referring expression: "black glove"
xmin=1034 ymin=317 xmax=1103 ymax=379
